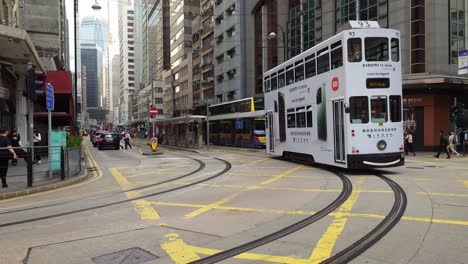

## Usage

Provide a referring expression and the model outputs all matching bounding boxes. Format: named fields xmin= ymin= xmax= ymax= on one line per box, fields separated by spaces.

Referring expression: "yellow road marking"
xmin=132 ymin=200 xmax=160 ymax=220
xmin=416 ymin=192 xmax=468 ymax=197
xmin=261 ymin=166 xmax=305 ymax=185
xmin=238 ymin=157 xmax=270 ymax=168
xmin=226 ymin=173 xmax=326 ymax=179
xmin=148 ymin=199 xmax=468 ymax=226
xmin=0 ymin=144 xmax=103 ymax=203
xmin=308 ymin=176 xmax=366 ymax=262
xmin=456 ymin=177 xmax=468 ymax=188
xmin=126 ymin=166 xmax=189 ymax=178
xmin=109 ymin=168 xmax=132 ymax=188
xmin=109 ymin=167 xmax=160 ymax=220
xmin=160 ymin=233 xmax=201 ymax=263
xmin=160 ymin=232 xmax=312 ymax=264
xmin=184 ymin=191 xmax=245 ymax=219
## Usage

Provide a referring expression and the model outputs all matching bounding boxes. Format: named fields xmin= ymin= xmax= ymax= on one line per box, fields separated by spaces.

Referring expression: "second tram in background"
xmin=264 ymin=21 xmax=404 ymax=169
xmin=209 ymin=97 xmax=266 ymax=148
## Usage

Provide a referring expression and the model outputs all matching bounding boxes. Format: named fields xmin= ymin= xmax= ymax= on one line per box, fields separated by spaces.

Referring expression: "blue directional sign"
xmin=46 ymin=83 xmax=54 ymax=111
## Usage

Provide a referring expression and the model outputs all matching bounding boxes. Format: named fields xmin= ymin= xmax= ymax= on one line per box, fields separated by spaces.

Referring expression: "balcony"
xmin=202 ymin=62 xmax=213 ymax=72
xmin=201 ymin=42 xmax=214 ymax=54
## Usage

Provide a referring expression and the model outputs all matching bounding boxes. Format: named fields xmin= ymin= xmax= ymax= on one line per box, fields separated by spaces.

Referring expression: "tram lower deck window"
xmin=350 ymin=96 xmax=369 ymax=124
xmin=371 ymin=96 xmax=388 ymax=123
xmin=390 ymin=95 xmax=402 ymax=122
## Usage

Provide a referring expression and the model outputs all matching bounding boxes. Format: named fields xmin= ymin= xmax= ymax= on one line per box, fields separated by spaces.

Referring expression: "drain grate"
xmin=92 ymin=247 xmax=159 ymax=264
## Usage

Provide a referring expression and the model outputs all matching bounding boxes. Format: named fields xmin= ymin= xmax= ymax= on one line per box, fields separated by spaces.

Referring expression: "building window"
xmin=335 ymin=0 xmax=383 ymax=29
xmin=288 ymin=1 xmax=316 ymax=58
xmin=450 ymin=0 xmax=465 ymax=64
xmin=411 ymin=0 xmax=426 ymax=72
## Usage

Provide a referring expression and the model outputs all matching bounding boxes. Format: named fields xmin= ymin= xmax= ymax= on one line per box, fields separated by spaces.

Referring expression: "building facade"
xmin=162 ymin=0 xmax=200 ymax=117
xmin=118 ymin=0 xmax=136 ymax=126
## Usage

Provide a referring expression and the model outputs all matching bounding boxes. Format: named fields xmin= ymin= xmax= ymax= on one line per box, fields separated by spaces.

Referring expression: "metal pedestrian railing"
xmin=0 ymin=145 xmax=81 ymax=187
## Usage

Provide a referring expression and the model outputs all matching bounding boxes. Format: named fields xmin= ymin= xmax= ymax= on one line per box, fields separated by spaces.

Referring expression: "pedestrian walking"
xmin=33 ymin=129 xmax=42 ymax=164
xmin=8 ymin=128 xmax=21 ymax=165
xmin=124 ymin=132 xmax=132 ymax=149
xmin=0 ymin=128 xmax=18 ymax=188
xmin=435 ymin=130 xmax=451 ymax=159
xmin=405 ymin=129 xmax=415 ymax=156
xmin=448 ymin=131 xmax=460 ymax=156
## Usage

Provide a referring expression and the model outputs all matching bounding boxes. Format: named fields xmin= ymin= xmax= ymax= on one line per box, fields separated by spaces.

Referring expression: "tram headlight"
xmin=377 ymin=140 xmax=387 ymax=151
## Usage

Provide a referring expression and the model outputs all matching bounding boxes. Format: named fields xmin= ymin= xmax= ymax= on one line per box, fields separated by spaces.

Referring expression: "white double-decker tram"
xmin=264 ymin=21 xmax=404 ymax=169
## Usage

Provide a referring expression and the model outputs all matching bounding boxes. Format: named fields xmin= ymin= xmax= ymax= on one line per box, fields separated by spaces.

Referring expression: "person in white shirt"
xmin=405 ymin=130 xmax=416 ymax=156
xmin=448 ymin=131 xmax=460 ymax=156
xmin=33 ymin=129 xmax=42 ymax=164
xmin=124 ymin=132 xmax=132 ymax=149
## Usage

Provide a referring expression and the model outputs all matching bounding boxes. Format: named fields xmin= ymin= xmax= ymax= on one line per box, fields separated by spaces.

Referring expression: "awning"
xmin=0 ymin=25 xmax=45 ymax=71
xmin=403 ymin=73 xmax=468 ymax=86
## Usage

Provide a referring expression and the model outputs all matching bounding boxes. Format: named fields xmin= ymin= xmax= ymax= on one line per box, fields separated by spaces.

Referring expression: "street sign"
xmin=46 ymin=83 xmax=54 ymax=111
xmin=458 ymin=50 xmax=468 ymax=75
xmin=149 ymin=106 xmax=158 ymax=117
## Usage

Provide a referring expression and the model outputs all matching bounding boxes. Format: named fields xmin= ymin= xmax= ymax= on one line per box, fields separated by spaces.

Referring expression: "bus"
xmin=208 ymin=97 xmax=266 ymax=148
xmin=264 ymin=21 xmax=404 ymax=169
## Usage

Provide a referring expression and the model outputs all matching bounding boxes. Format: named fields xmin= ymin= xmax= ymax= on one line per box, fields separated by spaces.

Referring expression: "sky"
xmin=66 ymin=0 xmax=119 ymax=72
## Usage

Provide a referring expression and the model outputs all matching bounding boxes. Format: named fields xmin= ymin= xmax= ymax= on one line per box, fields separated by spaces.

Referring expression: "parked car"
xmin=97 ymin=133 xmax=121 ymax=150
xmin=91 ymin=131 xmax=104 ymax=147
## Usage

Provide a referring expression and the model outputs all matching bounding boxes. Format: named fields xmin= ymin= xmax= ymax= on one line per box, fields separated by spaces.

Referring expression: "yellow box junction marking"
xmin=238 ymin=157 xmax=270 ymax=168
xmin=456 ymin=176 xmax=468 ymax=189
xmin=109 ymin=167 xmax=160 ymax=220
xmin=160 ymin=233 xmax=313 ymax=264
xmin=184 ymin=191 xmax=244 ymax=219
xmin=261 ymin=165 xmax=305 ymax=185
xmin=182 ymin=165 xmax=305 ymax=219
xmin=126 ymin=165 xmax=189 ymax=178
xmin=308 ymin=176 xmax=366 ymax=262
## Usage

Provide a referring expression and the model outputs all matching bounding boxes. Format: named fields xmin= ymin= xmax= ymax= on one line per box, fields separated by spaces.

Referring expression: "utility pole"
xmin=206 ymin=101 xmax=209 ymax=150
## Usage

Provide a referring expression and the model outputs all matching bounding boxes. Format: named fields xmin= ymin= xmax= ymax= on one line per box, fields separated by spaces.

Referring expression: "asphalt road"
xmin=0 ymin=142 xmax=467 ymax=264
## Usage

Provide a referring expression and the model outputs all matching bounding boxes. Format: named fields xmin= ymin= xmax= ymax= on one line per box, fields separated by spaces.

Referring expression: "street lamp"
xmin=92 ymin=0 xmax=102 ymax=11
xmin=267 ymin=24 xmax=287 ymax=62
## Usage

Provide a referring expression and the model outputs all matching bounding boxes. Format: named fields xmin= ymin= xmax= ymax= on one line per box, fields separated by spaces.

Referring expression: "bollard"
xmin=27 ymin=148 xmax=33 ymax=187
xmin=60 ymin=146 xmax=65 ymax=180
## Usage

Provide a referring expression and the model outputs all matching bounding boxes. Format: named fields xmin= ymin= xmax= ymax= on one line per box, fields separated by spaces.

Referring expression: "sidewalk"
xmin=0 ymin=154 xmax=89 ymax=200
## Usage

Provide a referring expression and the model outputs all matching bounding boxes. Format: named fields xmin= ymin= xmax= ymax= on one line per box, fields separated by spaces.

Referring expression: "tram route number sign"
xmin=149 ymin=107 xmax=158 ymax=117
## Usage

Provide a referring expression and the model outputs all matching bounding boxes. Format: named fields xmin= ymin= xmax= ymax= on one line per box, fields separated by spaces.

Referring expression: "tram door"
xmin=267 ymin=111 xmax=274 ymax=152
xmin=333 ymin=99 xmax=346 ymax=163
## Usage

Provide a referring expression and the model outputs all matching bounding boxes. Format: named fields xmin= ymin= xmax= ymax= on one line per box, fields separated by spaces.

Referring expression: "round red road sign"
xmin=149 ymin=107 xmax=158 ymax=117
xmin=332 ymin=77 xmax=339 ymax=91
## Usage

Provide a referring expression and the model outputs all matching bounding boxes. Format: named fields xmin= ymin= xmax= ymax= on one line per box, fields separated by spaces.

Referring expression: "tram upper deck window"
xmin=278 ymin=69 xmax=285 ymax=88
xmin=348 ymin=38 xmax=362 ymax=62
xmin=350 ymin=96 xmax=369 ymax=124
xmin=365 ymin=38 xmax=389 ymax=61
xmin=295 ymin=60 xmax=305 ymax=82
xmin=391 ymin=38 xmax=400 ymax=62
xmin=264 ymin=77 xmax=270 ymax=92
xmin=317 ymin=47 xmax=330 ymax=74
xmin=271 ymin=73 xmax=278 ymax=91
xmin=286 ymin=65 xmax=294 ymax=85
xmin=305 ymin=55 xmax=316 ymax=78
xmin=390 ymin=95 xmax=402 ymax=122
xmin=371 ymin=96 xmax=388 ymax=123
xmin=331 ymin=41 xmax=343 ymax=69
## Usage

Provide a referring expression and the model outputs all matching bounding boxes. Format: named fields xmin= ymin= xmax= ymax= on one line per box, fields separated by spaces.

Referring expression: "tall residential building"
xmin=118 ymin=0 xmax=136 ymax=126
xmin=213 ymin=0 xmax=257 ymax=103
xmin=162 ymin=0 xmax=200 ymax=117
xmin=192 ymin=0 xmax=214 ymax=110
xmin=153 ymin=0 xmax=171 ymax=80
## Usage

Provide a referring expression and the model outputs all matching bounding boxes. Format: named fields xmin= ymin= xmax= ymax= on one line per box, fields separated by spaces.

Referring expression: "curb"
xmin=0 ymin=172 xmax=92 ymax=200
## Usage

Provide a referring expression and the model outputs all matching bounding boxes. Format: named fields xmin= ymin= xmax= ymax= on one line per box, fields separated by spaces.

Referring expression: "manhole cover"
xmin=92 ymin=247 xmax=159 ymax=264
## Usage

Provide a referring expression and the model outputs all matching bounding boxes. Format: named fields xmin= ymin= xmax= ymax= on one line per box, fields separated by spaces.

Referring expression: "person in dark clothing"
xmin=8 ymin=128 xmax=20 ymax=165
xmin=0 ymin=128 xmax=18 ymax=188
xmin=434 ymin=130 xmax=451 ymax=159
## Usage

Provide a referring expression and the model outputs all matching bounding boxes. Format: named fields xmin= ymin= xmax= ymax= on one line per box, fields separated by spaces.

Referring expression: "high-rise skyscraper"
xmin=118 ymin=0 xmax=136 ymax=126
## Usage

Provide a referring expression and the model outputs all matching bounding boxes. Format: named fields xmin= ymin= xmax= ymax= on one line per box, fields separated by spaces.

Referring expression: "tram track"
xmin=190 ymin=168 xmax=353 ymax=264
xmin=0 ymin=155 xmax=232 ymax=228
xmin=0 ymin=153 xmax=206 ymax=215
xmin=190 ymin=169 xmax=407 ymax=264
xmin=322 ymin=173 xmax=407 ymax=264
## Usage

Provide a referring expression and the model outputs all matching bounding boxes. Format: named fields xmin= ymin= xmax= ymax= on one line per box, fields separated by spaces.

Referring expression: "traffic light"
xmin=27 ymin=68 xmax=46 ymax=102
xmin=450 ymin=105 xmax=458 ymax=119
